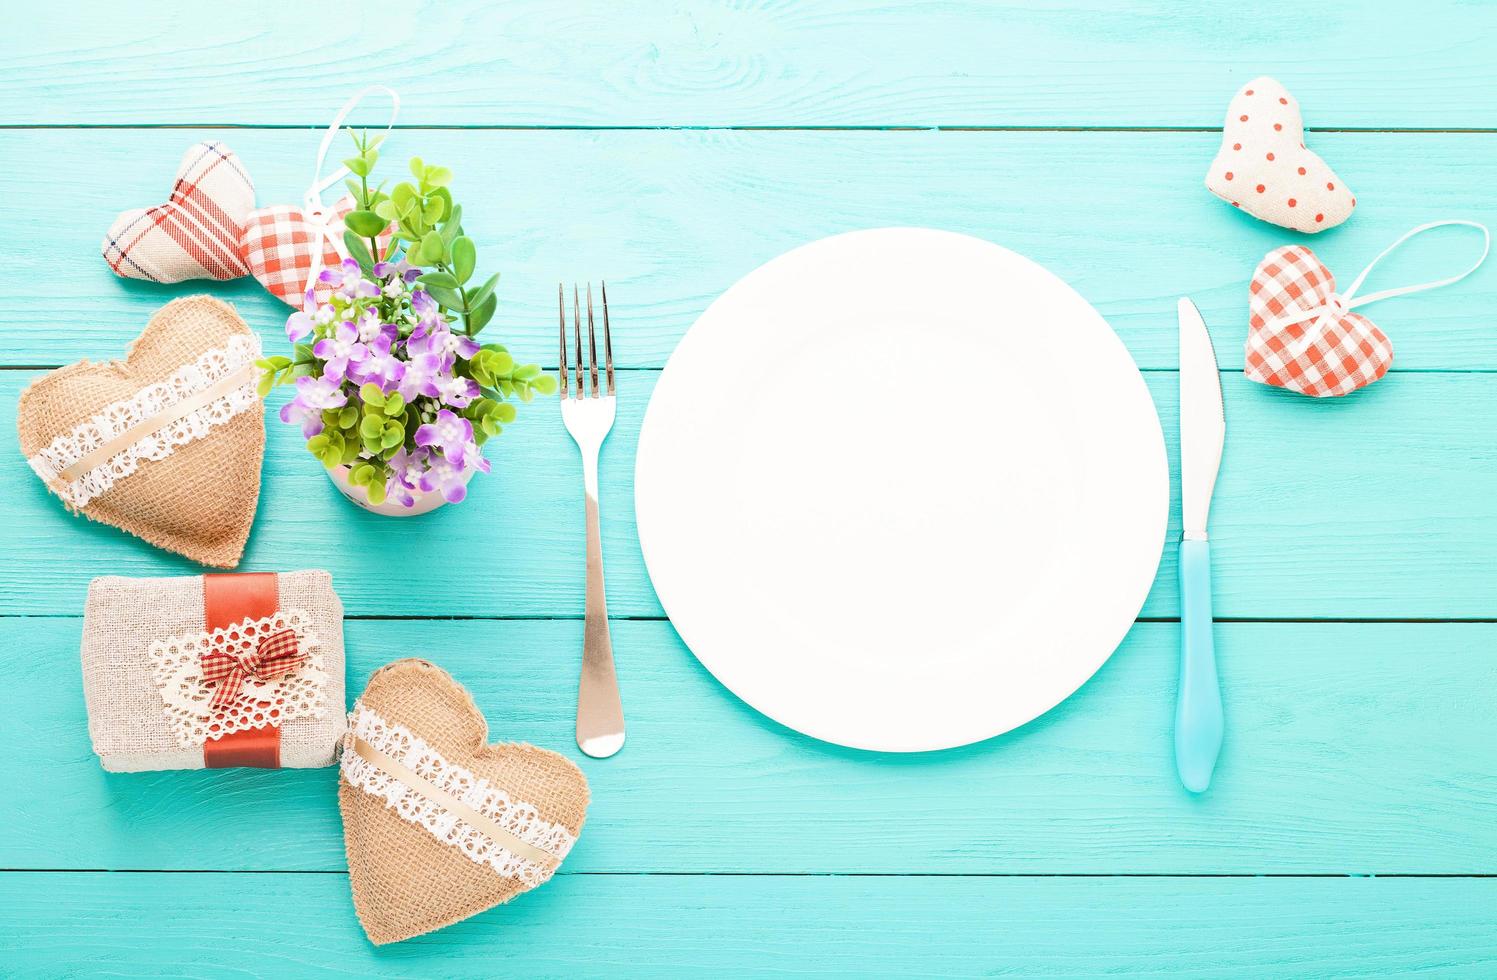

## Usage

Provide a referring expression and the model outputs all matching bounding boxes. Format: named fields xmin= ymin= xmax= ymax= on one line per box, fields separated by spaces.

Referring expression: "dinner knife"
xmin=1176 ymin=297 xmax=1225 ymax=793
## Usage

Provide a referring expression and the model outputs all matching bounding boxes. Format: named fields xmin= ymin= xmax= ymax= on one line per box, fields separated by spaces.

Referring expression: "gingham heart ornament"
xmin=240 ymin=87 xmax=398 ymax=307
xmin=1246 ymin=221 xmax=1490 ymax=397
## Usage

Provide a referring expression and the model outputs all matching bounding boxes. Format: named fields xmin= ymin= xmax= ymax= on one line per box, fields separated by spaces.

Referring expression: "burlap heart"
xmin=101 ymin=142 xmax=255 ymax=283
xmin=240 ymin=195 xmax=392 ymax=307
xmin=339 ymin=659 xmax=589 ymax=945
xmin=17 ymin=296 xmax=265 ymax=566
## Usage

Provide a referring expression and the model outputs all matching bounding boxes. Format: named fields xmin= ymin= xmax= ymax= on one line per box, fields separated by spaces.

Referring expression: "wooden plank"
xmin=3 ymin=872 xmax=1494 ymax=976
xmin=6 ymin=2 xmax=1497 ymax=128
xmin=4 ymin=619 xmax=1494 ymax=874
xmin=4 ymin=368 xmax=1497 ymax=620
xmin=2 ymin=129 xmax=1494 ymax=371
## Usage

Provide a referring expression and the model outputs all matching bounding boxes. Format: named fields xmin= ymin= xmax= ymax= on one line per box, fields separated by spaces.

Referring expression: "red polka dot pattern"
xmin=1205 ymin=75 xmax=1355 ymax=233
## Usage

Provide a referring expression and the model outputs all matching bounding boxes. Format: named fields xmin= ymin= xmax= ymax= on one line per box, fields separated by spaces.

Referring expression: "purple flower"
xmin=348 ymin=332 xmax=405 ymax=392
xmin=354 ymin=306 xmax=386 ymax=342
xmin=396 ymin=352 xmax=445 ymax=402
xmin=409 ymin=323 xmax=479 ymax=361
xmin=410 ymin=288 xmax=441 ymax=326
xmin=278 ymin=375 xmax=347 ymax=438
xmin=285 ymin=309 xmax=314 ymax=342
xmin=318 ymin=257 xmax=363 ymax=297
xmin=314 ymin=322 xmax=365 ymax=384
xmin=436 ymin=373 xmax=480 ymax=408
xmin=417 ymin=451 xmax=488 ymax=504
xmin=414 ymin=409 xmax=476 ymax=467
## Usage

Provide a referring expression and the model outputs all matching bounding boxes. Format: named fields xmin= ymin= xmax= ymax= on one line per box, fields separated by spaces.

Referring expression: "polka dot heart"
xmin=1205 ymin=76 xmax=1354 ymax=234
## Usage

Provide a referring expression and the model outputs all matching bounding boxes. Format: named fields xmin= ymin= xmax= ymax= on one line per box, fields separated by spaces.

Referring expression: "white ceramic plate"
xmin=636 ymin=228 xmax=1167 ymax=751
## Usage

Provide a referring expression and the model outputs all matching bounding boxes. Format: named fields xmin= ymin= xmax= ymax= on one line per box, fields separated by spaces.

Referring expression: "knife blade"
xmin=1175 ymin=297 xmax=1225 ymax=793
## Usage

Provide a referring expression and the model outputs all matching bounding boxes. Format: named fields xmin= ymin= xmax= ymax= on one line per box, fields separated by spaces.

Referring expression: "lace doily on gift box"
xmin=148 ymin=608 xmax=329 ymax=748
xmin=341 ymin=702 xmax=578 ymax=886
xmin=27 ymin=333 xmax=260 ymax=508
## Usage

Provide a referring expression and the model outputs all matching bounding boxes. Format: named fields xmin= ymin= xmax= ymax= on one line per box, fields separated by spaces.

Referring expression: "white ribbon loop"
xmin=301 ymin=86 xmax=400 ymax=299
xmin=1269 ymin=220 xmax=1490 ymax=360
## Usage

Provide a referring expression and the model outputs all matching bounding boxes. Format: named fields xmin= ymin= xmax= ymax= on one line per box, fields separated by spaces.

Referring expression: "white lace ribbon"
xmin=340 ymin=702 xmax=578 ymax=886
xmin=27 ymin=334 xmax=261 ymax=508
xmin=1264 ymin=220 xmax=1490 ymax=359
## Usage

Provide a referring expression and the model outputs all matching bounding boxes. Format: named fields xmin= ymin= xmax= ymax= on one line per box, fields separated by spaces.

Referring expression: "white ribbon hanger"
xmin=301 ymin=86 xmax=401 ymax=296
xmin=1264 ymin=220 xmax=1490 ymax=359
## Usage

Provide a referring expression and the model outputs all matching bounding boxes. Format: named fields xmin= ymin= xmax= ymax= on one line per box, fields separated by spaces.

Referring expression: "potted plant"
xmin=258 ymin=131 xmax=555 ymax=514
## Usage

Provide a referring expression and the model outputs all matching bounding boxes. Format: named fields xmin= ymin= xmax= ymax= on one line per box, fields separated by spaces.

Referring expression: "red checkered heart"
xmin=1245 ymin=245 xmax=1392 ymax=398
xmin=239 ymin=196 xmax=391 ymax=307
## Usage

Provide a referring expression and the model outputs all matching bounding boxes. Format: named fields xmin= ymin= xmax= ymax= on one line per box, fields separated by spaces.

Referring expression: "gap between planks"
xmin=3 ymin=124 xmax=1497 ymax=134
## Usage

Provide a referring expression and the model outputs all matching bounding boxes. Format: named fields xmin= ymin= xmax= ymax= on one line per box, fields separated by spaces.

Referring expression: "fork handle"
xmin=577 ymin=447 xmax=625 ymax=758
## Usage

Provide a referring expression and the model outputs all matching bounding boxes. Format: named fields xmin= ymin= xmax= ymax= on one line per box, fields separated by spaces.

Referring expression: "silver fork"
xmin=560 ymin=282 xmax=625 ymax=758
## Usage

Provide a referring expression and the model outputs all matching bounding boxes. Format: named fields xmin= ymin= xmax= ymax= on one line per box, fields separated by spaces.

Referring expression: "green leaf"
xmin=451 ymin=237 xmax=476 ymax=285
xmin=419 ymin=231 xmax=444 ymax=265
xmin=440 ymin=205 xmax=464 ymax=244
xmin=422 ymin=195 xmax=444 ymax=225
xmin=364 ymin=479 xmax=387 ymax=505
xmin=417 ymin=271 xmax=459 ymax=290
xmin=514 ymin=363 xmax=541 ymax=382
xmin=359 ymin=415 xmax=384 ymax=440
xmin=380 ymin=422 xmax=404 ymax=449
xmin=383 ymin=392 xmax=405 ymax=416
xmin=295 ymin=343 xmax=315 ymax=361
xmin=343 ymin=231 xmax=374 ymax=273
xmin=349 ymin=463 xmax=375 ymax=487
xmin=424 ymin=165 xmax=453 ymax=188
xmin=342 ymin=156 xmax=371 ymax=177
xmin=373 ymin=199 xmax=399 ymax=222
xmin=291 ymin=362 xmax=316 ymax=378
xmin=359 ymin=382 xmax=385 ymax=408
xmin=530 ymin=373 xmax=559 ymax=396
xmin=425 ymin=283 xmax=465 ymax=309
xmin=466 ymin=292 xmax=497 ymax=333
xmin=392 ymin=182 xmax=417 ymax=210
xmin=344 ymin=210 xmax=387 ymax=238
xmin=256 ymin=372 xmax=274 ymax=397
xmin=363 ymin=147 xmax=379 ymax=170
xmin=408 ymin=157 xmax=424 ymax=179
xmin=340 ymin=437 xmax=361 ymax=465
xmin=468 ymin=272 xmax=500 ymax=312
xmin=337 ymin=406 xmax=359 ymax=429
xmin=344 ymin=179 xmax=364 ymax=206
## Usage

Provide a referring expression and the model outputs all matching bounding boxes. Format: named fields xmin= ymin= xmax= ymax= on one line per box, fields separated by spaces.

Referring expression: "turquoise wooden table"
xmin=5 ymin=3 xmax=1497 ymax=975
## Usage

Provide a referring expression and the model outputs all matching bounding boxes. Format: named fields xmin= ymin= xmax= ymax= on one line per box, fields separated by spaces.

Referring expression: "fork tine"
xmin=572 ymin=284 xmax=585 ymax=397
xmin=601 ymin=281 xmax=615 ymax=395
xmin=586 ymin=284 xmax=600 ymax=397
xmin=558 ymin=283 xmax=569 ymax=399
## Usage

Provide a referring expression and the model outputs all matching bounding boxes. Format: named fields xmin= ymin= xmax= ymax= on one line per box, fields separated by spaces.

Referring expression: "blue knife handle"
xmin=1175 ymin=538 xmax=1223 ymax=793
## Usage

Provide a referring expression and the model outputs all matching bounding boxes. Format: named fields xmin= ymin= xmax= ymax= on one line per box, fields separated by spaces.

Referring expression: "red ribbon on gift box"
xmin=201 ymin=573 xmax=286 ymax=768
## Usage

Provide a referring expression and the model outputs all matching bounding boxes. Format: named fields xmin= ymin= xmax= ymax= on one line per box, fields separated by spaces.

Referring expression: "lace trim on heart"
xmin=341 ymin=702 xmax=578 ymax=886
xmin=27 ymin=333 xmax=261 ymax=508
xmin=148 ymin=608 xmax=328 ymax=748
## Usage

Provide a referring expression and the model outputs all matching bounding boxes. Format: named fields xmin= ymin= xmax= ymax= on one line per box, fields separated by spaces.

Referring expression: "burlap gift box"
xmin=339 ymin=659 xmax=589 ymax=944
xmin=81 ymin=570 xmax=346 ymax=772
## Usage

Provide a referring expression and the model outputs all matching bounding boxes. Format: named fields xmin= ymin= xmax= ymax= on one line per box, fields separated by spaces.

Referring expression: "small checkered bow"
xmin=201 ymin=629 xmax=307 ymax=710
xmin=1246 ymin=221 xmax=1489 ymax=397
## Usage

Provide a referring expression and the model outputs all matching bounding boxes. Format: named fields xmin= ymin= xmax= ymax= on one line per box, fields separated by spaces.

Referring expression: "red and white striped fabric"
xmin=101 ymin=142 xmax=255 ymax=283
xmin=1245 ymin=245 xmax=1392 ymax=398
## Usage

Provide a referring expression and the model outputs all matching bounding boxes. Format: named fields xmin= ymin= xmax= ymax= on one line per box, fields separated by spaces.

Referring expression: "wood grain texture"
xmin=5 ymin=369 xmax=1497 ymax=620
xmin=5 ymin=618 xmax=1494 ymax=875
xmin=2 ymin=129 xmax=1494 ymax=371
xmin=5 ymin=2 xmax=1497 ymax=128
xmin=4 ymin=872 xmax=1495 ymax=976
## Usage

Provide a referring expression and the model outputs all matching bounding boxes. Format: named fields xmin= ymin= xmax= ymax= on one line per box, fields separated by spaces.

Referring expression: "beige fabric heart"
xmin=339 ymin=659 xmax=589 ymax=945
xmin=101 ymin=142 xmax=255 ymax=283
xmin=16 ymin=296 xmax=265 ymax=567
xmin=1205 ymin=77 xmax=1355 ymax=233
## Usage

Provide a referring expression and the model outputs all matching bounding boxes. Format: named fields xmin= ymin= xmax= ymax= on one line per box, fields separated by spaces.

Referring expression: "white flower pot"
xmin=325 ymin=464 xmax=471 ymax=517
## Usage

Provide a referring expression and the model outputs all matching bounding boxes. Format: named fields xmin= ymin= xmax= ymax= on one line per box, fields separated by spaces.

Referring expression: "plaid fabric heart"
xmin=102 ymin=142 xmax=255 ymax=283
xmin=240 ymin=195 xmax=386 ymax=307
xmin=1245 ymin=245 xmax=1393 ymax=398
